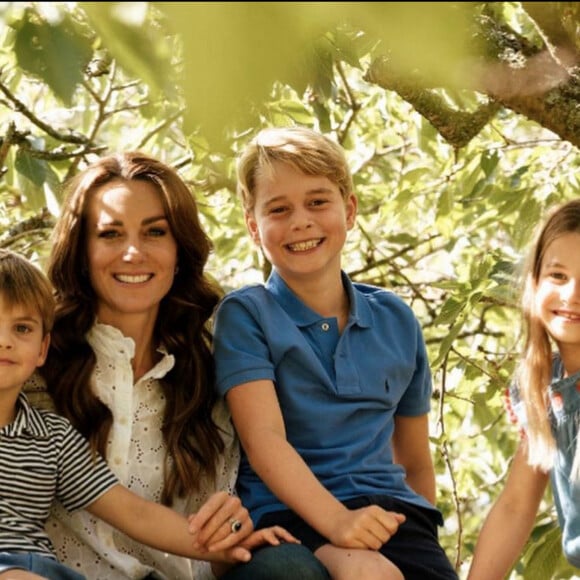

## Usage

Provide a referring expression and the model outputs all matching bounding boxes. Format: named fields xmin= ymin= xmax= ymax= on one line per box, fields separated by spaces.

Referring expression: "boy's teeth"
xmin=289 ymin=240 xmax=319 ymax=251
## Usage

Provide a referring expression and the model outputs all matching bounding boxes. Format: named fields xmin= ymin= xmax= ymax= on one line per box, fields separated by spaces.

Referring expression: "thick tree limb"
xmin=365 ymin=6 xmax=580 ymax=149
xmin=365 ymin=59 xmax=501 ymax=149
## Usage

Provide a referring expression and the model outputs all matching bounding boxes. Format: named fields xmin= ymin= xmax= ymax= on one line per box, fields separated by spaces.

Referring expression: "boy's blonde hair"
xmin=0 ymin=249 xmax=54 ymax=334
xmin=518 ymin=199 xmax=580 ymax=477
xmin=237 ymin=126 xmax=354 ymax=212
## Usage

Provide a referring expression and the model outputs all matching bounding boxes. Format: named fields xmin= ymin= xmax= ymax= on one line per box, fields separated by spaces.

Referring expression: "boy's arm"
xmin=467 ymin=442 xmax=549 ymax=580
xmin=226 ymin=380 xmax=405 ymax=550
xmin=392 ymin=414 xmax=436 ymax=504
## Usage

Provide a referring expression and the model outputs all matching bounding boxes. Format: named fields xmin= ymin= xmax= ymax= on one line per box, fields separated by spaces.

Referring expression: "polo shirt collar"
xmin=2 ymin=392 xmax=50 ymax=438
xmin=265 ymin=269 xmax=372 ymax=329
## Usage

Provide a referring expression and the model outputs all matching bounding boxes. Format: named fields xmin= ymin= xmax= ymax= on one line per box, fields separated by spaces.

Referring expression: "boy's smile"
xmin=286 ymin=238 xmax=323 ymax=252
xmin=246 ymin=160 xmax=356 ymax=284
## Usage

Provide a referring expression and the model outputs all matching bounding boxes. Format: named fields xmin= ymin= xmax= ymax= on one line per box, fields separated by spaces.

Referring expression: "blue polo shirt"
xmin=214 ymin=269 xmax=441 ymax=525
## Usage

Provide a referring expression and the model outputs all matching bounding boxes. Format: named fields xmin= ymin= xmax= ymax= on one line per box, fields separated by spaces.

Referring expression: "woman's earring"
xmin=174 ymin=265 xmax=179 ymax=274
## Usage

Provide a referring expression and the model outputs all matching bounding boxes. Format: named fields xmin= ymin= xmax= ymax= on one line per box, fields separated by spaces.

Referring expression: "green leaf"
xmin=81 ymin=2 xmax=173 ymax=97
xmin=434 ymin=296 xmax=465 ymax=325
xmin=522 ymin=524 xmax=563 ymax=580
xmin=267 ymin=100 xmax=314 ymax=126
xmin=436 ymin=186 xmax=454 ymax=220
xmin=327 ymin=27 xmax=364 ymax=69
xmin=433 ymin=316 xmax=465 ymax=368
xmin=14 ymin=150 xmax=48 ymax=211
xmin=480 ymin=149 xmax=500 ymax=178
xmin=13 ymin=9 xmax=93 ymax=105
xmin=311 ymin=99 xmax=332 ymax=133
xmin=15 ymin=150 xmax=45 ymax=186
xmin=472 ymin=392 xmax=500 ymax=428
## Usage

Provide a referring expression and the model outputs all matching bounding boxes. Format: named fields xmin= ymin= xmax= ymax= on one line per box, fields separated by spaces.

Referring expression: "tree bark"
xmin=365 ymin=5 xmax=580 ymax=149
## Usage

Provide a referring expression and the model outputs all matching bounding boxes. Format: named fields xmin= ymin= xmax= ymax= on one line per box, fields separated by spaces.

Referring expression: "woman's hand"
xmin=188 ymin=491 xmax=299 ymax=561
xmin=188 ymin=491 xmax=253 ymax=553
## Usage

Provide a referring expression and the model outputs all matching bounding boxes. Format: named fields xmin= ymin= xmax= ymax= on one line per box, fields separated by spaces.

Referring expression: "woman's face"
xmin=85 ymin=178 xmax=178 ymax=326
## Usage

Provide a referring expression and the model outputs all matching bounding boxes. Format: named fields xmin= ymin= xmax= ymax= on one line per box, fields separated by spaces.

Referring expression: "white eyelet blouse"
xmin=25 ymin=322 xmax=240 ymax=580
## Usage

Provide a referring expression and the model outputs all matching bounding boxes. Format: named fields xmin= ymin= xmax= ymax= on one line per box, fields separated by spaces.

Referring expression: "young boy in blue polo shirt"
xmin=213 ymin=126 xmax=458 ymax=580
xmin=0 ymin=249 xmax=296 ymax=580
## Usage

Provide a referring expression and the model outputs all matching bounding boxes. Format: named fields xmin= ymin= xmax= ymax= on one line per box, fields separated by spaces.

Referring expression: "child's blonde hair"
xmin=237 ymin=126 xmax=354 ymax=213
xmin=0 ymin=249 xmax=54 ymax=334
xmin=518 ymin=199 xmax=580 ymax=475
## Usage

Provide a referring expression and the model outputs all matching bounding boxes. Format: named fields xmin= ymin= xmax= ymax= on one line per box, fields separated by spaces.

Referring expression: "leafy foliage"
xmin=1 ymin=2 xmax=579 ymax=578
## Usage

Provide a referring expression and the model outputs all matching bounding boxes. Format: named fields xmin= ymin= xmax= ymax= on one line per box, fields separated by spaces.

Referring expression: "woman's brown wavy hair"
xmin=40 ymin=152 xmax=224 ymax=503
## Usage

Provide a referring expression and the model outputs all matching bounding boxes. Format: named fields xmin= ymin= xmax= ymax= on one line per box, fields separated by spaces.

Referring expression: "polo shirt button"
xmin=321 ymin=323 xmax=330 ymax=331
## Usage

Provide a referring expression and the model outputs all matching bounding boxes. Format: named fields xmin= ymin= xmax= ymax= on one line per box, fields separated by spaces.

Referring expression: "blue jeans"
xmin=0 ymin=553 xmax=85 ymax=580
xmin=220 ymin=543 xmax=330 ymax=580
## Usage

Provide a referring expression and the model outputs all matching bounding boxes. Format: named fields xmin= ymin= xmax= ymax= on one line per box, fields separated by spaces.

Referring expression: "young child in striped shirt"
xmin=0 ymin=249 xmax=296 ymax=580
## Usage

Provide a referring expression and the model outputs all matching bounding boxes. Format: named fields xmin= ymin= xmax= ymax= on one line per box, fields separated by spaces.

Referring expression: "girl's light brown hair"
xmin=518 ymin=199 xmax=580 ymax=473
xmin=237 ymin=126 xmax=354 ymax=213
xmin=0 ymin=249 xmax=54 ymax=334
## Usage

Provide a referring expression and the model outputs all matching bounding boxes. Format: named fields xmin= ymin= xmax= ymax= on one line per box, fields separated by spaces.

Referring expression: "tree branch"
xmin=0 ymin=74 xmax=90 ymax=145
xmin=365 ymin=58 xmax=501 ymax=149
xmin=364 ymin=6 xmax=580 ymax=149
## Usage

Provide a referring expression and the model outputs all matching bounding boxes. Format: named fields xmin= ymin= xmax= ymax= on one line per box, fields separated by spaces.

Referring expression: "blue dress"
xmin=511 ymin=356 xmax=580 ymax=568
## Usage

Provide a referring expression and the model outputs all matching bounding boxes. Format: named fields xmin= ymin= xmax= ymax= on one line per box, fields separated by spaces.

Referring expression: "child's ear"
xmin=345 ymin=193 xmax=358 ymax=230
xmin=245 ymin=212 xmax=261 ymax=245
xmin=37 ymin=333 xmax=50 ymax=367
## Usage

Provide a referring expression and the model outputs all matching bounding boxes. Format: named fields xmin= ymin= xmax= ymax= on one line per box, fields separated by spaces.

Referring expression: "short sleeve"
xmin=505 ymin=383 xmax=527 ymax=439
xmin=213 ymin=294 xmax=276 ymax=396
xmin=394 ymin=316 xmax=432 ymax=417
xmin=56 ymin=423 xmax=119 ymax=512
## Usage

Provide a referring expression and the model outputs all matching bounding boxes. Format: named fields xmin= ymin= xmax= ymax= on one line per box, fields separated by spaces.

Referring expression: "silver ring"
xmin=229 ymin=518 xmax=242 ymax=534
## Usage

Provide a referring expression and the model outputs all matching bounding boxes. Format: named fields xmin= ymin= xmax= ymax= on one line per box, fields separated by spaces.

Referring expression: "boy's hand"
xmin=206 ymin=524 xmax=299 ymax=554
xmin=328 ymin=506 xmax=406 ymax=550
xmin=236 ymin=525 xmax=300 ymax=551
xmin=209 ymin=526 xmax=300 ymax=579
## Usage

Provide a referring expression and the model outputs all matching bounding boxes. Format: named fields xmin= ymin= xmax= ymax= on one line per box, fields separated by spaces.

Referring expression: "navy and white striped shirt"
xmin=0 ymin=393 xmax=118 ymax=558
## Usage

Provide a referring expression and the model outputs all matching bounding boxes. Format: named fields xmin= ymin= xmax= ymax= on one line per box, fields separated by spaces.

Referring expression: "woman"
xmin=25 ymin=152 xmax=328 ymax=580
